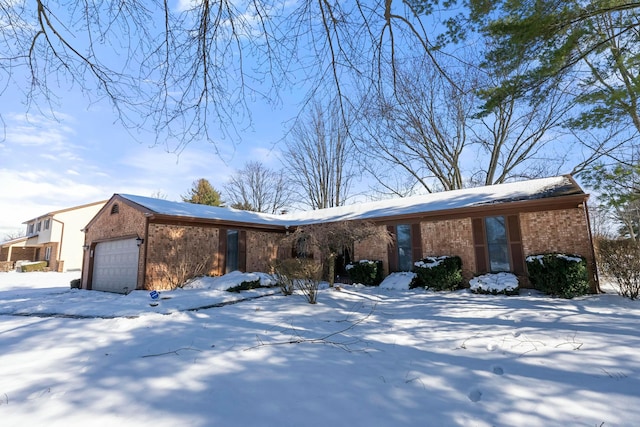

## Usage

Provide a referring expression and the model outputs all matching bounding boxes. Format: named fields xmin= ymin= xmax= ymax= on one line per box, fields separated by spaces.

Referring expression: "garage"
xmin=91 ymin=238 xmax=139 ymax=293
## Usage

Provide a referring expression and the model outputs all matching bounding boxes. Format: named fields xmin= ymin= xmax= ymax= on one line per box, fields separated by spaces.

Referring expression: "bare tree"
xmin=2 ymin=230 xmax=25 ymax=242
xmin=281 ymin=220 xmax=392 ymax=287
xmin=359 ymin=53 xmax=576 ymax=195
xmin=1 ymin=1 xmax=443 ymax=152
xmin=359 ymin=58 xmax=474 ymax=194
xmin=469 ymin=67 xmax=574 ymax=186
xmin=223 ymin=161 xmax=292 ymax=214
xmin=283 ymin=101 xmax=356 ymax=209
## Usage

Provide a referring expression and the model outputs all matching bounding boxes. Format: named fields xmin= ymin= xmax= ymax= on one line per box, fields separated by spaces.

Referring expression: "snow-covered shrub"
xmin=525 ymin=253 xmax=589 ymax=298
xmin=469 ymin=273 xmax=519 ymax=295
xmin=346 ymin=260 xmax=383 ymax=286
xmin=412 ymin=256 xmax=463 ymax=291
xmin=597 ymin=239 xmax=640 ymax=300
xmin=226 ymin=278 xmax=262 ymax=293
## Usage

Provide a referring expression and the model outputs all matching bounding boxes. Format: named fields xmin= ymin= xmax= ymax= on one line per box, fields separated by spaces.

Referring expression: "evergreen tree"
xmin=182 ymin=179 xmax=224 ymax=207
xmin=581 ymin=161 xmax=640 ymax=240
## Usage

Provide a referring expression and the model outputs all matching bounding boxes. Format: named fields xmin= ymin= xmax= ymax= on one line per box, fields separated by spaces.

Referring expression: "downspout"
xmin=582 ymin=200 xmax=601 ymax=293
xmin=52 ymin=218 xmax=65 ymax=272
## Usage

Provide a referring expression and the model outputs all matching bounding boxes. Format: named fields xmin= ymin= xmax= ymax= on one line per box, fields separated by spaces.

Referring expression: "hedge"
xmin=525 ymin=253 xmax=589 ymax=298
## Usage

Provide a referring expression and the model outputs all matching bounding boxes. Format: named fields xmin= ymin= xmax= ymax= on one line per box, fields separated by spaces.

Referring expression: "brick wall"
xmin=521 ymin=208 xmax=597 ymax=291
xmin=421 ymin=218 xmax=476 ymax=279
xmin=145 ymin=223 xmax=220 ymax=290
xmin=82 ymin=200 xmax=147 ymax=289
xmin=354 ymin=225 xmax=391 ymax=274
xmin=520 ymin=208 xmax=593 ymax=261
xmin=1 ymin=247 xmax=36 ymax=263
xmin=246 ymin=230 xmax=282 ymax=273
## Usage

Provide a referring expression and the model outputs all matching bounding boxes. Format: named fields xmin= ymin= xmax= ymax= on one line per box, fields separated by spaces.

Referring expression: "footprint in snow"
xmin=491 ymin=365 xmax=504 ymax=375
xmin=486 ymin=342 xmax=498 ymax=351
xmin=468 ymin=388 xmax=482 ymax=402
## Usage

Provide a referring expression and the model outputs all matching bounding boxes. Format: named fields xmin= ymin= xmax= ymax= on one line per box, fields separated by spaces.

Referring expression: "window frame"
xmin=484 ymin=216 xmax=510 ymax=272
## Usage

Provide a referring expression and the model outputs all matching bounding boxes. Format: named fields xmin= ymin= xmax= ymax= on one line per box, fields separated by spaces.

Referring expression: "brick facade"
xmin=0 ymin=247 xmax=36 ymax=264
xmin=421 ymin=218 xmax=476 ymax=279
xmin=246 ymin=230 xmax=281 ymax=273
xmin=82 ymin=199 xmax=147 ymax=289
xmin=354 ymin=225 xmax=390 ymax=273
xmin=145 ymin=223 xmax=220 ymax=290
xmin=351 ymin=207 xmax=594 ymax=288
xmin=520 ymin=208 xmax=592 ymax=258
xmin=353 ymin=219 xmax=476 ymax=279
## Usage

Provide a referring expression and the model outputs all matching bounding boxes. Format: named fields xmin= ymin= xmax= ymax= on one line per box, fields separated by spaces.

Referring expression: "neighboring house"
xmin=80 ymin=175 xmax=597 ymax=293
xmin=3 ymin=201 xmax=108 ymax=272
xmin=0 ymin=236 xmax=36 ymax=271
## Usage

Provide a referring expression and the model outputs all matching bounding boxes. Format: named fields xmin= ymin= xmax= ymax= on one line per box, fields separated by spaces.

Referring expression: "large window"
xmin=225 ymin=230 xmax=239 ymax=274
xmin=396 ymin=224 xmax=413 ymax=271
xmin=485 ymin=216 xmax=510 ymax=272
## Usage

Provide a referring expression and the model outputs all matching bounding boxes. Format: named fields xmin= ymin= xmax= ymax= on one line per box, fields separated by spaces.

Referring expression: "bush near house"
xmin=19 ymin=261 xmax=48 ymax=272
xmin=226 ymin=278 xmax=262 ymax=292
xmin=411 ymin=256 xmax=464 ymax=291
xmin=346 ymin=260 xmax=384 ymax=286
xmin=470 ymin=272 xmax=520 ymax=296
xmin=273 ymin=258 xmax=322 ymax=301
xmin=526 ymin=253 xmax=589 ymax=298
xmin=596 ymin=239 xmax=640 ymax=300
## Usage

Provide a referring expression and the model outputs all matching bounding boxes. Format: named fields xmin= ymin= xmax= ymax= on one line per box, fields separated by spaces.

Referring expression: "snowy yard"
xmin=0 ymin=271 xmax=639 ymax=427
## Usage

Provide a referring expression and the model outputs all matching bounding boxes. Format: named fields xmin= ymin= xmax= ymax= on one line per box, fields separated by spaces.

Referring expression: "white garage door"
xmin=92 ymin=238 xmax=139 ymax=293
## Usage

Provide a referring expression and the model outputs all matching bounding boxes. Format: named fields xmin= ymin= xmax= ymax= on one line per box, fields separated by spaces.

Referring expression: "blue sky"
xmin=0 ymin=81 xmax=295 ymax=239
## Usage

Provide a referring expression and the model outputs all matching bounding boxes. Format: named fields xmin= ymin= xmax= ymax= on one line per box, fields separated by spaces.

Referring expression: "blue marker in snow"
xmin=150 ymin=290 xmax=159 ymax=300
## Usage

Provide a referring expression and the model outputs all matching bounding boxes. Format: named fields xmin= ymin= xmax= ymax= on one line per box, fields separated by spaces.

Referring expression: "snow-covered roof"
xmin=119 ymin=194 xmax=287 ymax=226
xmin=0 ymin=235 xmax=29 ymax=247
xmin=119 ymin=175 xmax=583 ymax=227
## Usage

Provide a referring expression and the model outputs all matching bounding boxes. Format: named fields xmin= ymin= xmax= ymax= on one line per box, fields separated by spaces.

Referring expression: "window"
xmin=225 ymin=230 xmax=239 ymax=274
xmin=294 ymin=236 xmax=313 ymax=259
xmin=36 ymin=221 xmax=42 ymax=232
xmin=110 ymin=204 xmax=119 ymax=215
xmin=44 ymin=219 xmax=50 ymax=230
xmin=396 ymin=224 xmax=413 ymax=271
xmin=27 ymin=223 xmax=34 ymax=235
xmin=44 ymin=246 xmax=52 ymax=261
xmin=485 ymin=216 xmax=510 ymax=272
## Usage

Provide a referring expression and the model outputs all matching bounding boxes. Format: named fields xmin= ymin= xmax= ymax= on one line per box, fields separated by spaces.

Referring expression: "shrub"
xmin=274 ymin=258 xmax=322 ymax=303
xmin=597 ymin=239 xmax=640 ymax=300
xmin=70 ymin=278 xmax=82 ymax=289
xmin=19 ymin=261 xmax=48 ymax=272
xmin=469 ymin=272 xmax=519 ymax=296
xmin=525 ymin=253 xmax=589 ymax=298
xmin=226 ymin=278 xmax=262 ymax=293
xmin=346 ymin=260 xmax=383 ymax=286
xmin=412 ymin=256 xmax=463 ymax=291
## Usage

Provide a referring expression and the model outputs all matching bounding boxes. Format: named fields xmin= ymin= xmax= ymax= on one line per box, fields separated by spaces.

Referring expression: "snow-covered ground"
xmin=0 ymin=271 xmax=638 ymax=426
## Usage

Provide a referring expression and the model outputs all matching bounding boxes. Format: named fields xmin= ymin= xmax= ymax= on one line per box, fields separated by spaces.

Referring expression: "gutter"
xmin=52 ymin=218 xmax=65 ymax=271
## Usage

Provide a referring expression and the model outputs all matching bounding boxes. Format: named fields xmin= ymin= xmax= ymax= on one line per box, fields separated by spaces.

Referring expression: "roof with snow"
xmin=118 ymin=175 xmax=584 ymax=227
